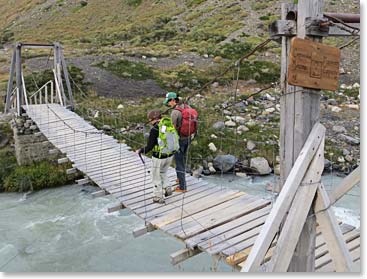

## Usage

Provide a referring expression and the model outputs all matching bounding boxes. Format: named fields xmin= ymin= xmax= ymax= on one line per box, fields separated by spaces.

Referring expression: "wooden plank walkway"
xmin=24 ymin=104 xmax=360 ymax=272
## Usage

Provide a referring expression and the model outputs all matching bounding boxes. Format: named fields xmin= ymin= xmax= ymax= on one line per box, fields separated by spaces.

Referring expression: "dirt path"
xmin=24 ymin=53 xmax=216 ymax=99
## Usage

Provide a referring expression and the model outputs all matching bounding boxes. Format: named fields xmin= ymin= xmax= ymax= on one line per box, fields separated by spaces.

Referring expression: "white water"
xmin=0 ymin=174 xmax=359 ymax=272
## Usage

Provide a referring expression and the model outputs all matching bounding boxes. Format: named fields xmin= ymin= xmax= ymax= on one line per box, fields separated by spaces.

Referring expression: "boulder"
xmin=330 ymin=106 xmax=342 ymax=113
xmin=102 ymin=125 xmax=112 ymax=131
xmin=236 ymin=172 xmax=247 ymax=178
xmin=212 ymin=121 xmax=225 ymax=130
xmin=345 ymin=155 xmax=353 ymax=162
xmin=237 ymin=125 xmax=249 ymax=133
xmin=265 ymin=107 xmax=275 ymax=113
xmin=250 ymin=157 xmax=272 ymax=175
xmin=247 ymin=140 xmax=256 ymax=151
xmin=117 ymin=104 xmax=124 ymax=109
xmin=209 ymin=166 xmax=216 ymax=174
xmin=339 ymin=134 xmax=360 ymax=145
xmin=324 ymin=159 xmax=331 ymax=170
xmin=223 ymin=110 xmax=232 ymax=116
xmin=274 ymin=164 xmax=280 ymax=175
xmin=337 ymin=156 xmax=345 ymax=163
xmin=225 ymin=120 xmax=236 ymax=127
xmin=327 ymin=99 xmax=338 ymax=106
xmin=210 ymin=134 xmax=218 ymax=139
xmin=213 ymin=155 xmax=237 ymax=172
xmin=192 ymin=166 xmax=203 ymax=178
xmin=232 ymin=116 xmax=246 ymax=125
xmin=208 ymin=142 xmax=217 ymax=152
xmin=332 ymin=125 xmax=347 ymax=133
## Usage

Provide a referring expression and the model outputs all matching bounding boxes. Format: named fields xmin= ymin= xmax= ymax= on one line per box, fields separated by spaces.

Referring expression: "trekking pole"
xmin=138 ymin=152 xmax=150 ymax=174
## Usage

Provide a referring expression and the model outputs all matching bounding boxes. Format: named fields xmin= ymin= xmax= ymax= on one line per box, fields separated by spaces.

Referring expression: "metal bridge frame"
xmin=4 ymin=42 xmax=74 ymax=115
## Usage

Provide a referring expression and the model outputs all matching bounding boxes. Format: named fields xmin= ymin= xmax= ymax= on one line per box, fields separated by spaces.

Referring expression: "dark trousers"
xmin=175 ymin=137 xmax=190 ymax=190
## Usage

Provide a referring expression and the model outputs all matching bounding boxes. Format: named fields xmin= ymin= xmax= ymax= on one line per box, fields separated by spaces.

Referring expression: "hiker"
xmin=163 ymin=92 xmax=198 ymax=193
xmin=136 ymin=110 xmax=179 ymax=204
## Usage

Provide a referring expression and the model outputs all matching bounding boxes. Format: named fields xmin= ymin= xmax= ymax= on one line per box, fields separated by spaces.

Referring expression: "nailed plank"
xmin=170 ymin=248 xmax=202 ymax=265
xmin=66 ymin=168 xmax=77 ymax=175
xmin=170 ymin=198 xmax=270 ymax=240
xmin=91 ymin=189 xmax=108 ymax=198
xmin=241 ymin=123 xmax=325 ymax=272
xmin=201 ymin=214 xmax=269 ymax=255
xmin=132 ymin=223 xmax=155 ymax=238
xmin=186 ymin=206 xmax=271 ymax=250
xmin=268 ymin=139 xmax=324 ymax=272
xmin=76 ymin=178 xmax=90 ymax=185
xmin=58 ymin=157 xmax=69 ymax=164
xmin=150 ymin=191 xmax=247 ymax=229
xmin=107 ymin=203 xmax=126 ymax=213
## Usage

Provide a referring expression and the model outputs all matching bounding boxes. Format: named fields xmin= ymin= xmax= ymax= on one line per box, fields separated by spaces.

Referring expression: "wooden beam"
xmin=268 ymin=140 xmax=324 ymax=272
xmin=66 ymin=168 xmax=77 ymax=175
xmin=91 ymin=189 xmax=109 ymax=198
xmin=329 ymin=166 xmax=360 ymax=205
xmin=170 ymin=248 xmax=202 ymax=265
xmin=241 ymin=123 xmax=325 ymax=272
xmin=107 ymin=203 xmax=126 ymax=213
xmin=314 ymin=184 xmax=353 ymax=271
xmin=132 ymin=224 xmax=155 ymax=238
xmin=57 ymin=157 xmax=69 ymax=164
xmin=76 ymin=177 xmax=90 ymax=185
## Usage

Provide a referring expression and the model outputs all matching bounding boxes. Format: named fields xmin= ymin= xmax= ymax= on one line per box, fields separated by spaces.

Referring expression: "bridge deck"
xmin=24 ymin=104 xmax=360 ymax=271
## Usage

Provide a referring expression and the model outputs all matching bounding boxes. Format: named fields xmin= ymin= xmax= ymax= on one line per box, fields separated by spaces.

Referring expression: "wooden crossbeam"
xmin=241 ymin=123 xmax=325 ymax=272
xmin=107 ymin=203 xmax=126 ymax=213
xmin=170 ymin=248 xmax=202 ymax=265
xmin=268 ymin=139 xmax=324 ymax=271
xmin=91 ymin=189 xmax=109 ymax=198
xmin=132 ymin=224 xmax=155 ymax=238
xmin=329 ymin=166 xmax=360 ymax=205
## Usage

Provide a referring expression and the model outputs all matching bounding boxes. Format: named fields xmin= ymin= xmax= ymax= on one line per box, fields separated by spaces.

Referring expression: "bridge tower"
xmin=4 ymin=42 xmax=74 ymax=116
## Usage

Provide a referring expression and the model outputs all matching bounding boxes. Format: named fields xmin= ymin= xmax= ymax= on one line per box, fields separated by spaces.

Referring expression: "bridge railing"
xmin=27 ymin=73 xmax=64 ymax=107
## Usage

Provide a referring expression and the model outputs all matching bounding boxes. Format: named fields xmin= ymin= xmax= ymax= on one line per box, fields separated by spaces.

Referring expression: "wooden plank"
xmin=268 ymin=139 xmax=324 ymax=272
xmin=132 ymin=223 xmax=155 ymax=238
xmin=186 ymin=206 xmax=271 ymax=249
xmin=149 ymin=191 xmax=247 ymax=229
xmin=201 ymin=214 xmax=269 ymax=255
xmin=315 ymin=237 xmax=360 ymax=270
xmin=241 ymin=123 xmax=325 ymax=272
xmin=288 ymin=38 xmax=340 ymax=91
xmin=329 ymin=166 xmax=360 ymax=205
xmin=76 ymin=178 xmax=90 ymax=185
xmin=314 ymin=183 xmax=353 ymax=271
xmin=58 ymin=157 xmax=69 ymax=164
xmin=170 ymin=198 xmax=270 ymax=240
xmin=66 ymin=168 xmax=77 ymax=175
xmin=232 ymin=221 xmax=347 ymax=268
xmin=170 ymin=248 xmax=201 ymax=265
xmin=107 ymin=203 xmax=126 ymax=213
xmin=91 ymin=189 xmax=108 ymax=198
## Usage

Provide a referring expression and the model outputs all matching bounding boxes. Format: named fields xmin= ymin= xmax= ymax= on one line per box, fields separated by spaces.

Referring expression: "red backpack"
xmin=175 ymin=104 xmax=198 ymax=137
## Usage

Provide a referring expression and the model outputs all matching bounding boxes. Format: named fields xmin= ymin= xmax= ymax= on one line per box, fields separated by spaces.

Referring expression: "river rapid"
xmin=0 ymin=174 xmax=359 ymax=272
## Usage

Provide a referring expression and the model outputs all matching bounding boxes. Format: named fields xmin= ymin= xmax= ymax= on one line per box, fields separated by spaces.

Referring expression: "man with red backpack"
xmin=163 ymin=92 xmax=198 ymax=192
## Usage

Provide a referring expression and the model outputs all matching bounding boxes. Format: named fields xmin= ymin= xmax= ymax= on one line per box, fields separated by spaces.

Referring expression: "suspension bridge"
xmin=3 ymin=0 xmax=361 ymax=270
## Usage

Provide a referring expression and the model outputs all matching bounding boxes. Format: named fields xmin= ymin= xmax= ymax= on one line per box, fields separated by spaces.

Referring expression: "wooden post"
xmin=279 ymin=0 xmax=324 ymax=272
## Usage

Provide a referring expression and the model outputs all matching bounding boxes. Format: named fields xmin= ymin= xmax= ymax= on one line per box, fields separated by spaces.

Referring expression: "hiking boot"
xmin=164 ymin=187 xmax=172 ymax=197
xmin=174 ymin=186 xmax=187 ymax=193
xmin=175 ymin=178 xmax=180 ymax=184
xmin=153 ymin=197 xmax=165 ymax=204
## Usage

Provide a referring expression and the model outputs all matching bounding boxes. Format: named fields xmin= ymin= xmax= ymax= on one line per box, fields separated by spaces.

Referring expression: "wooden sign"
xmin=288 ymin=38 xmax=341 ymax=91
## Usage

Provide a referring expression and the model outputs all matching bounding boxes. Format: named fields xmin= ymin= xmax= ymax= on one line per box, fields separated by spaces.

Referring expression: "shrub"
xmin=4 ymin=161 xmax=70 ymax=192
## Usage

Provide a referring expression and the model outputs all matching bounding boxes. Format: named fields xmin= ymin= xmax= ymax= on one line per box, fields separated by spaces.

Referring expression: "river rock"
xmin=339 ymin=134 xmax=360 ymax=145
xmin=236 ymin=172 xmax=247 ymax=178
xmin=102 ymin=125 xmax=112 ymax=131
xmin=345 ymin=155 xmax=353 ymax=162
xmin=94 ymin=111 xmax=99 ymax=118
xmin=30 ymin=125 xmax=38 ymax=131
xmin=117 ymin=104 xmax=124 ymax=109
xmin=246 ymin=120 xmax=256 ymax=127
xmin=237 ymin=125 xmax=249 ymax=133
xmin=250 ymin=157 xmax=271 ymax=175
xmin=213 ymin=155 xmax=237 ymax=172
xmin=274 ymin=164 xmax=280 ymax=175
xmin=232 ymin=116 xmax=246 ymax=125
xmin=212 ymin=121 xmax=225 ymax=130
xmin=209 ymin=166 xmax=216 ymax=174
xmin=192 ymin=166 xmax=203 ymax=178
xmin=352 ymin=83 xmax=360 ymax=88
xmin=342 ymin=149 xmax=350 ymax=156
xmin=324 ymin=159 xmax=331 ymax=170
xmin=332 ymin=125 xmax=347 ymax=133
xmin=223 ymin=110 xmax=232 ymax=116
xmin=330 ymin=106 xmax=342 ymax=113
xmin=202 ymin=169 xmax=211 ymax=175
xmin=208 ymin=142 xmax=217 ymax=152
xmin=247 ymin=140 xmax=256 ymax=151
xmin=265 ymin=93 xmax=275 ymax=101
xmin=265 ymin=107 xmax=275 ymax=113
xmin=210 ymin=134 xmax=218 ymax=139
xmin=225 ymin=120 xmax=236 ymax=127
xmin=327 ymin=99 xmax=338 ymax=106
xmin=337 ymin=156 xmax=345 ymax=163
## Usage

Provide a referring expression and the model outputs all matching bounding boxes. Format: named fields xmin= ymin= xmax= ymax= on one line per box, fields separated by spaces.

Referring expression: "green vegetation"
xmin=239 ymin=60 xmax=280 ymax=84
xmin=126 ymin=0 xmax=143 ymax=7
xmin=3 ymin=161 xmax=72 ymax=192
